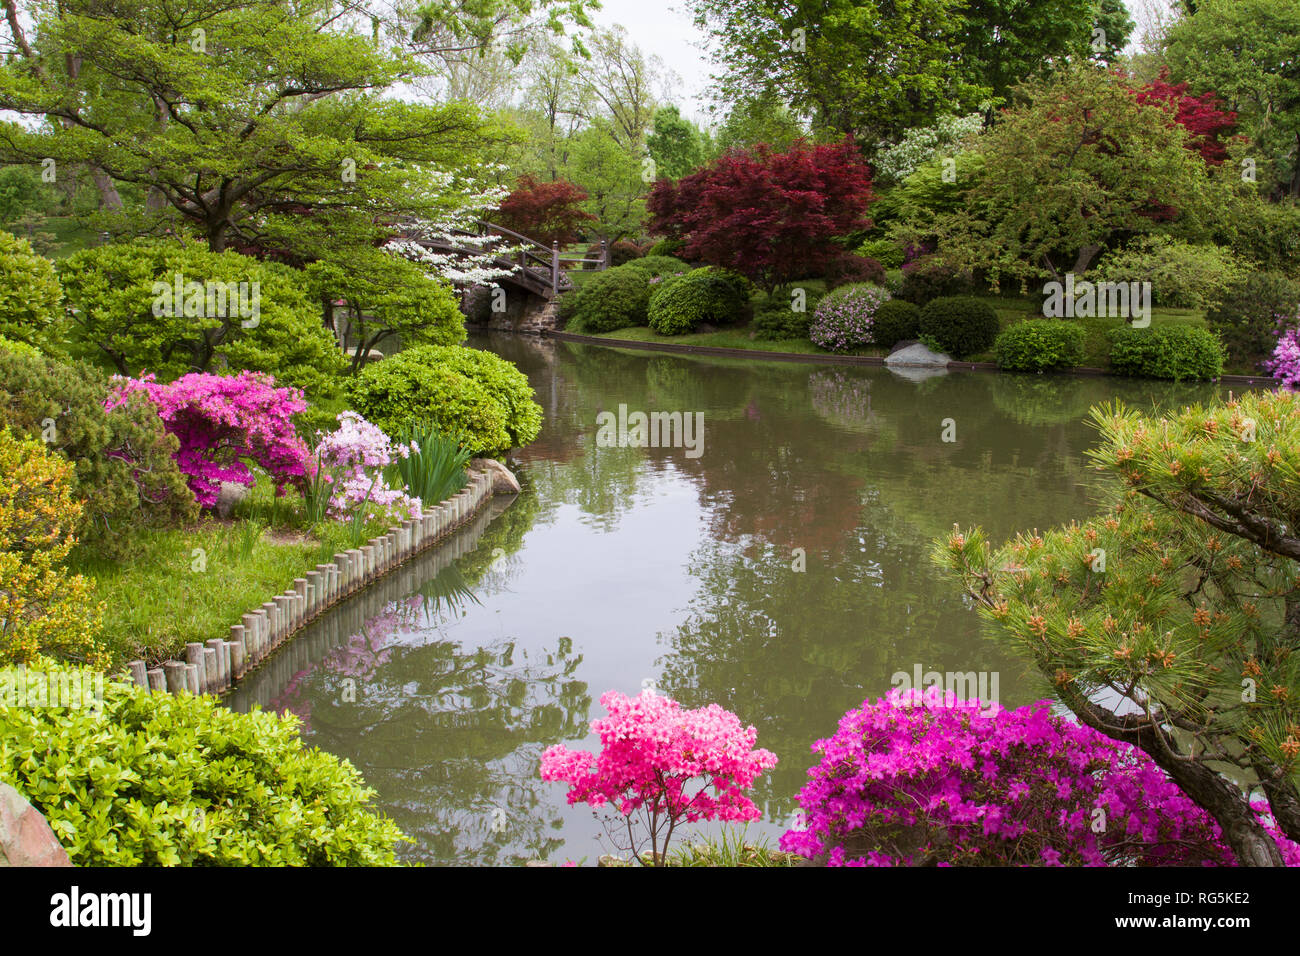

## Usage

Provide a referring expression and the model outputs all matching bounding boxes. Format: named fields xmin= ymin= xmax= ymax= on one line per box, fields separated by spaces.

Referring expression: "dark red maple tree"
xmin=494 ymin=175 xmax=597 ymax=246
xmin=1133 ymin=71 xmax=1238 ymax=166
xmin=648 ymin=138 xmax=875 ymax=292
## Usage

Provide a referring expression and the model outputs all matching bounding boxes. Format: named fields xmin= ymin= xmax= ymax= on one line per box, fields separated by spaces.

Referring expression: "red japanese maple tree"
xmin=494 ymin=175 xmax=597 ymax=246
xmin=1133 ymin=71 xmax=1238 ymax=166
xmin=647 ymin=139 xmax=875 ymax=292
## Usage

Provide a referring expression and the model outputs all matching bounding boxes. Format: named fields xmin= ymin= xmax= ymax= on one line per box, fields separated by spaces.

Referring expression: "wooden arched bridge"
xmin=401 ymin=221 xmax=609 ymax=299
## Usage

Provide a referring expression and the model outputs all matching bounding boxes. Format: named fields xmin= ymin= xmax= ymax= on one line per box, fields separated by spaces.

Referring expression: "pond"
xmin=230 ymin=334 xmax=1230 ymax=865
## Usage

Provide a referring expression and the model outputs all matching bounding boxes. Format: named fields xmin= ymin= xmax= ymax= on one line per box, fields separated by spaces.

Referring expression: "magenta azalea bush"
xmin=311 ymin=411 xmax=422 ymax=522
xmin=810 ymin=282 xmax=891 ymax=352
xmin=540 ymin=689 xmax=777 ymax=863
xmin=108 ymin=371 xmax=311 ymax=508
xmin=1266 ymin=307 xmax=1300 ymax=388
xmin=781 ymin=690 xmax=1300 ymax=867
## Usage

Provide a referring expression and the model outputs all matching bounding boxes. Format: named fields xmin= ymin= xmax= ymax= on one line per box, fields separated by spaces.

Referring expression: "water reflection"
xmin=232 ymin=333 xmax=1231 ymax=864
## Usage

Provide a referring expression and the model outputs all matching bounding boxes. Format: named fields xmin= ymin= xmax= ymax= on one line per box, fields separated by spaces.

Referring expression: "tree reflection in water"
xmin=263 ymin=566 xmax=591 ymax=865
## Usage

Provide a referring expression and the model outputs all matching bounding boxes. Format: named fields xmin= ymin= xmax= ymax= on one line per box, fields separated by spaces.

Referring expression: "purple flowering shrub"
xmin=809 ymin=283 xmax=892 ymax=353
xmin=1265 ymin=307 xmax=1300 ymax=388
xmin=781 ymin=690 xmax=1300 ymax=867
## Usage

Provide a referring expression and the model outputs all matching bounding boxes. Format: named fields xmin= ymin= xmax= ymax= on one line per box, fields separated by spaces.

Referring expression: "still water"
xmin=230 ymin=334 xmax=1227 ymax=864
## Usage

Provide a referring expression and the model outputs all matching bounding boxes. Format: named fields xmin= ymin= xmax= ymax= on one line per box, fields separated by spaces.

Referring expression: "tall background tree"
xmin=1163 ymin=0 xmax=1300 ymax=199
xmin=689 ymin=0 xmax=1134 ymax=150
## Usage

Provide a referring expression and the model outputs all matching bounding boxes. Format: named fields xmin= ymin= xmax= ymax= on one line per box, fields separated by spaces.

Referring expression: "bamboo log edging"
xmin=123 ymin=467 xmax=504 ymax=697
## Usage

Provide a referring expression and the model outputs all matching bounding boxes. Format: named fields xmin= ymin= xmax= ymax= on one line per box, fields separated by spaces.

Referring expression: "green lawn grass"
xmin=72 ymin=475 xmax=395 ymax=668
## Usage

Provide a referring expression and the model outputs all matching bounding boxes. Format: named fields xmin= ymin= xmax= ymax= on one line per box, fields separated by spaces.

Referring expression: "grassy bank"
xmin=72 ymin=476 xmax=394 ymax=668
xmin=581 ymin=284 xmax=1238 ymax=374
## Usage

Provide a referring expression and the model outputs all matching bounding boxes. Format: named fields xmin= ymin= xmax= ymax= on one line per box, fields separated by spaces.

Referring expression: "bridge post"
xmin=600 ymin=239 xmax=609 ymax=271
xmin=551 ymin=241 xmax=560 ymax=293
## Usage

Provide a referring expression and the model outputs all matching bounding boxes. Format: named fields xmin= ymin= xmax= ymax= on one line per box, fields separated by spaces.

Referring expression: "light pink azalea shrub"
xmin=781 ymin=689 xmax=1300 ymax=867
xmin=108 ymin=370 xmax=310 ymax=508
xmin=540 ymin=689 xmax=777 ymax=864
xmin=809 ymin=283 xmax=891 ymax=352
xmin=311 ymin=411 xmax=421 ymax=522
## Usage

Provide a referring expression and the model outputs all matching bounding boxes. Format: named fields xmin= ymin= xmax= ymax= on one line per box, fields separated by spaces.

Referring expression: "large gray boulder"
xmin=884 ymin=341 xmax=952 ymax=368
xmin=0 ymin=783 xmax=72 ymax=867
xmin=470 ymin=458 xmax=522 ymax=495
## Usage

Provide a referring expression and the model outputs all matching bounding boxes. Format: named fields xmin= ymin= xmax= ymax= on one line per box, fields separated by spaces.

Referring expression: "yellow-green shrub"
xmin=0 ymin=428 xmax=106 ymax=667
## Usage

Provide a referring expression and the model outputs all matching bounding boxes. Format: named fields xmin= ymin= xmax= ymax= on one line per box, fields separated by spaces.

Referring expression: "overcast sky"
xmin=591 ymin=0 xmax=1167 ymax=125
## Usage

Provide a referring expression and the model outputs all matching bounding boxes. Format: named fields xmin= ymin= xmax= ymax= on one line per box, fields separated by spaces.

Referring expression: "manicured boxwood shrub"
xmin=0 ymin=665 xmax=407 ymax=865
xmin=1205 ymin=271 xmax=1300 ymax=370
xmin=917 ymin=296 xmax=1000 ymax=358
xmin=624 ymin=255 xmax=690 ymax=279
xmin=994 ymin=319 xmax=1087 ymax=372
xmin=1109 ymin=324 xmax=1225 ymax=381
xmin=0 ymin=229 xmax=62 ymax=350
xmin=0 ymin=348 xmax=197 ymax=552
xmin=647 ymin=266 xmax=752 ymax=335
xmin=824 ymin=252 xmax=887 ymax=290
xmin=753 ymin=303 xmax=813 ymax=341
xmin=810 ymin=283 xmax=892 ymax=352
xmin=347 ymin=345 xmax=543 ymax=454
xmin=646 ymin=237 xmax=686 ymax=258
xmin=564 ymin=263 xmax=653 ymax=333
xmin=870 ymin=300 xmax=923 ymax=350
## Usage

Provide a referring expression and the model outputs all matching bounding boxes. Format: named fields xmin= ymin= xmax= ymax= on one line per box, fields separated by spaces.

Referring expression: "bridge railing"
xmin=477 ymin=224 xmax=610 ymax=295
xmin=400 ymin=221 xmax=609 ymax=296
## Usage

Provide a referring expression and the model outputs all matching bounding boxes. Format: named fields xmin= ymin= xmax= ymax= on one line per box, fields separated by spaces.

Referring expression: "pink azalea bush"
xmin=108 ymin=371 xmax=310 ymax=508
xmin=311 ymin=411 xmax=421 ymax=522
xmin=1266 ymin=308 xmax=1300 ymax=388
xmin=540 ymin=689 xmax=777 ymax=864
xmin=781 ymin=689 xmax=1300 ymax=867
xmin=809 ymin=283 xmax=891 ymax=352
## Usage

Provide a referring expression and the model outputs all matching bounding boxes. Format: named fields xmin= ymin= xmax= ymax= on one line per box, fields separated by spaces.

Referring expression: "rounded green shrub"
xmin=646 ymin=237 xmax=686 ymax=258
xmin=648 ymin=266 xmax=752 ymax=335
xmin=59 ymin=240 xmax=346 ymax=402
xmin=994 ymin=319 xmax=1087 ymax=372
xmin=587 ymin=240 xmax=642 ymax=268
xmin=753 ymin=303 xmax=814 ymax=341
xmin=0 ymin=664 xmax=407 ymax=866
xmin=0 ymin=229 xmax=62 ymax=350
xmin=1205 ymin=271 xmax=1300 ymax=371
xmin=870 ymin=300 xmax=923 ymax=350
xmin=0 ymin=348 xmax=197 ymax=552
xmin=566 ymin=264 xmax=653 ymax=333
xmin=1095 ymin=236 xmax=1245 ymax=311
xmin=917 ymin=296 xmax=1000 ymax=358
xmin=1109 ymin=324 xmax=1225 ymax=381
xmin=624 ymin=255 xmax=689 ymax=279
xmin=347 ymin=344 xmax=542 ymax=454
